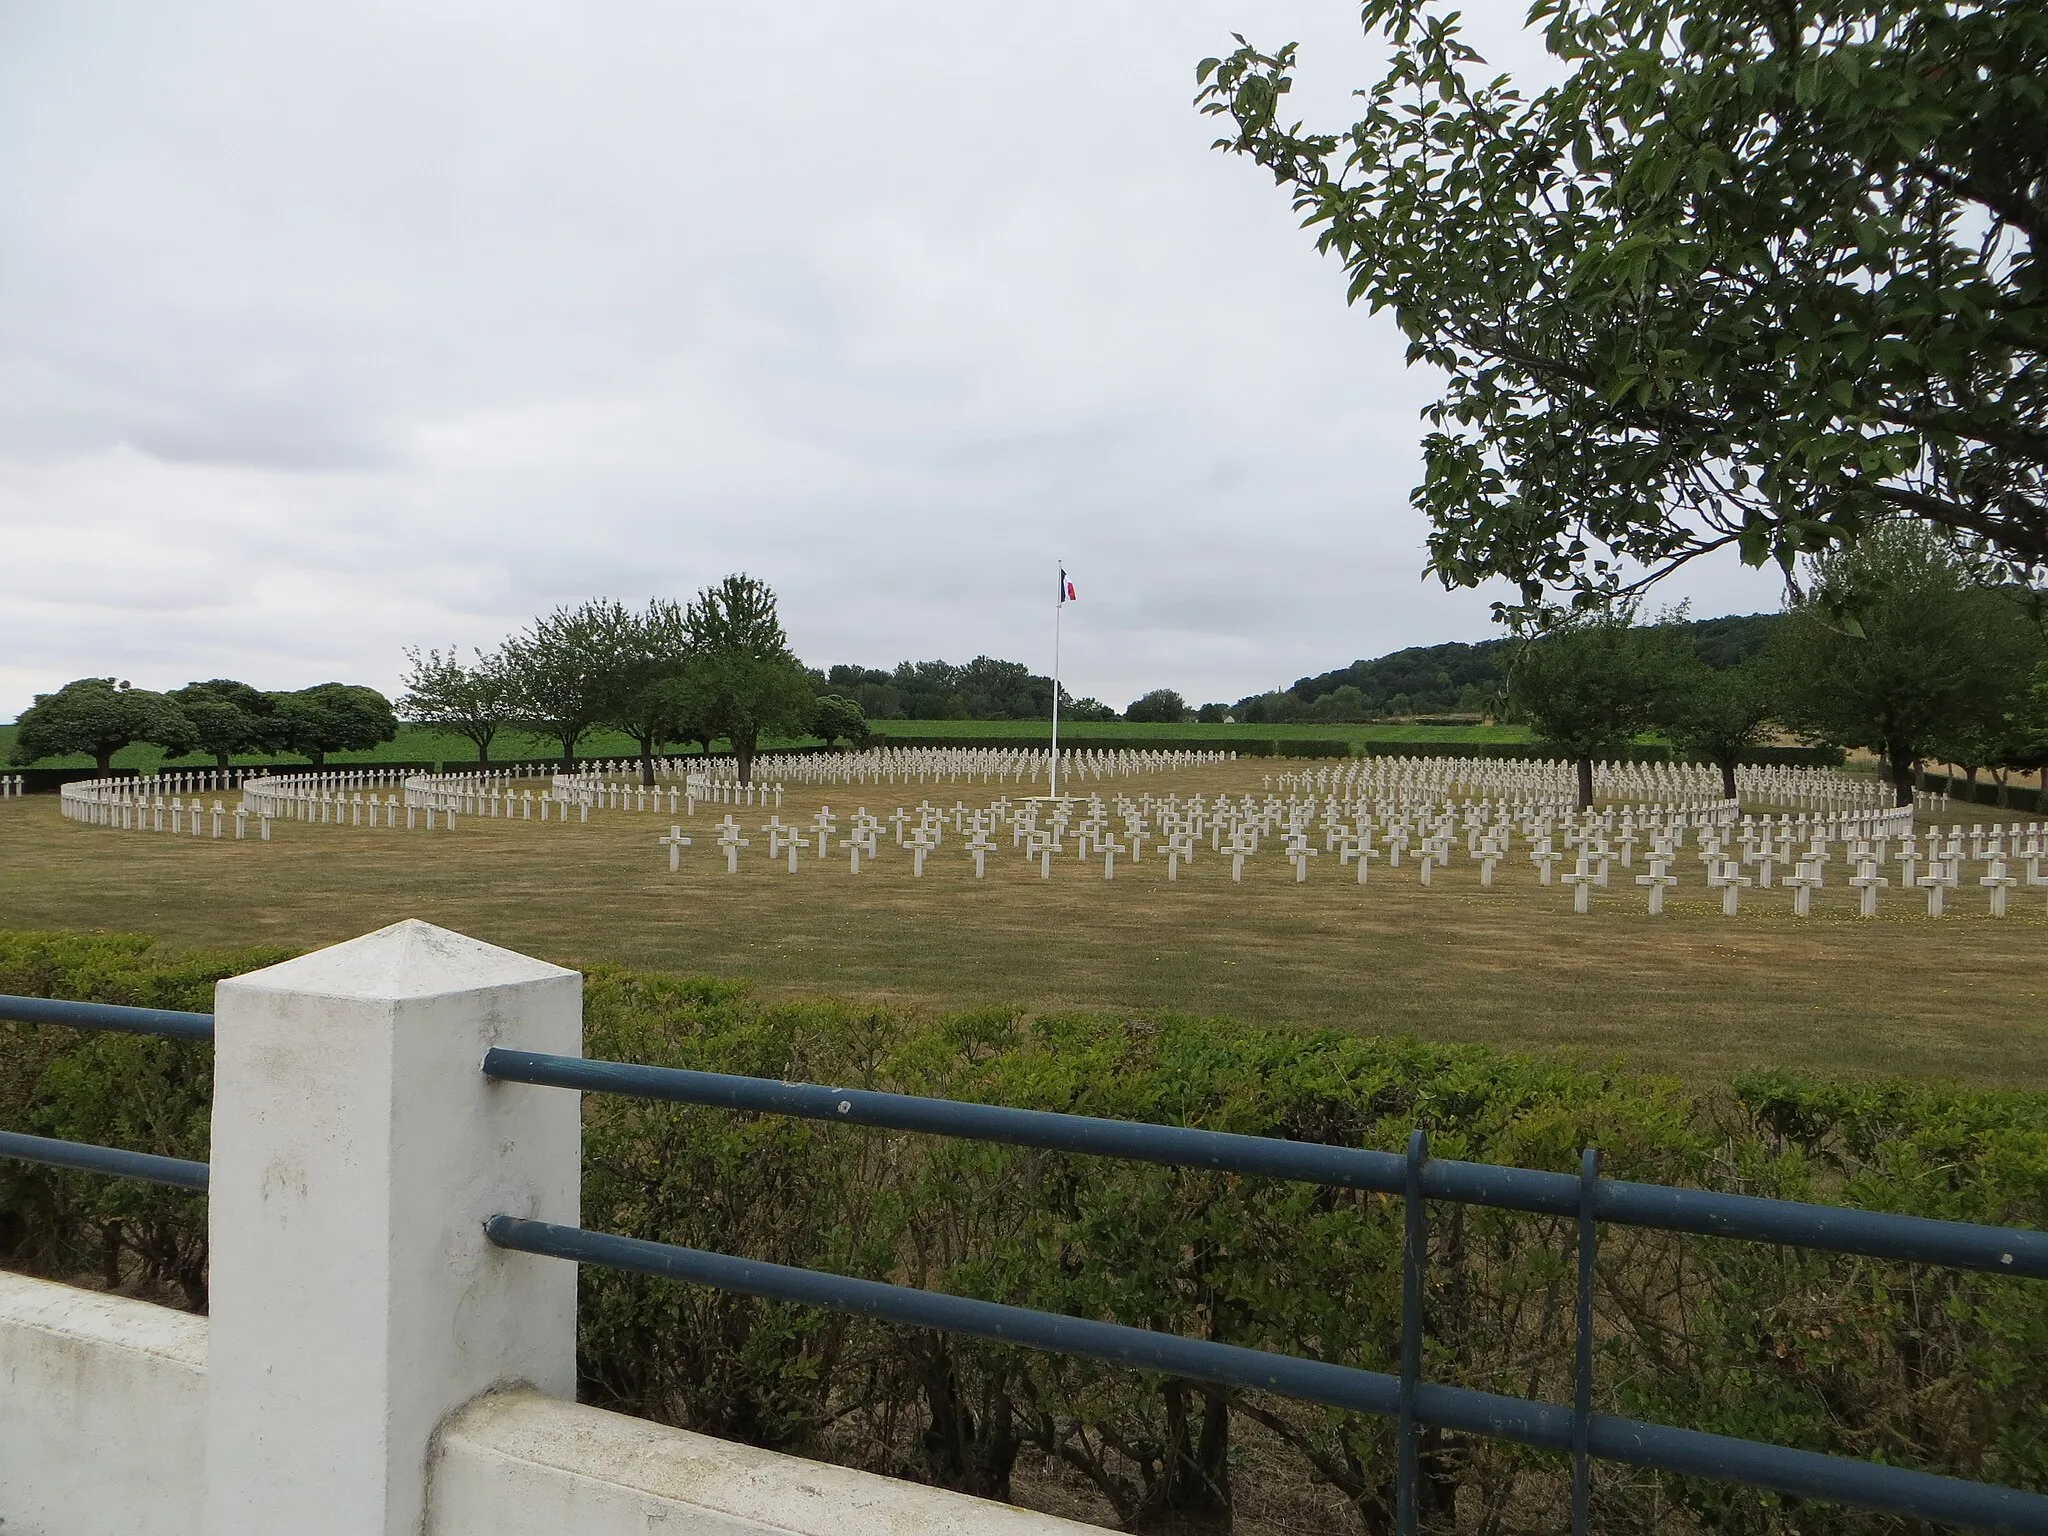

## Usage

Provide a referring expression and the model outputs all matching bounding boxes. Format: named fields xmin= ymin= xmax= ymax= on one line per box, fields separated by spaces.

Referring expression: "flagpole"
xmin=1051 ymin=561 xmax=1061 ymax=800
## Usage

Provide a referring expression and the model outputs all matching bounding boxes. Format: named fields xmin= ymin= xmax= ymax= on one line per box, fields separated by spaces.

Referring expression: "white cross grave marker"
xmin=1848 ymin=859 xmax=1888 ymax=918
xmin=716 ymin=816 xmax=749 ymax=873
xmin=1636 ymin=858 xmax=1677 ymax=915
xmin=1981 ymin=858 xmax=2018 ymax=918
xmin=1560 ymin=855 xmax=1597 ymax=914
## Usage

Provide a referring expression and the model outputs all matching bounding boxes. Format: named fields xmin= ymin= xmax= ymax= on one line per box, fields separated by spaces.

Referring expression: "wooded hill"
xmin=1275 ymin=612 xmax=1783 ymax=718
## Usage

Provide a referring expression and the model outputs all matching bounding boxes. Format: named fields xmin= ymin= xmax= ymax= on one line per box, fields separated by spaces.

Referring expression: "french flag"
xmin=1059 ymin=568 xmax=1076 ymax=604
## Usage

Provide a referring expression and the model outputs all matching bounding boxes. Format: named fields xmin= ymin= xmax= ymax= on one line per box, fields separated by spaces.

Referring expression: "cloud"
xmin=0 ymin=0 xmax=1783 ymax=720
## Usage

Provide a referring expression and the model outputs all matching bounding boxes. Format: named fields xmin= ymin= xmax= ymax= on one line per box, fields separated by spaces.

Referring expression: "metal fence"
xmin=6 ymin=991 xmax=2047 ymax=1536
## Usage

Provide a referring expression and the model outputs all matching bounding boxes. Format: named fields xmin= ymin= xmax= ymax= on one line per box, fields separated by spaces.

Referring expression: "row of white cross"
xmin=647 ymin=790 xmax=2045 ymax=918
xmin=578 ymin=746 xmax=1236 ymax=790
xmin=1559 ymin=847 xmax=2047 ymax=918
xmin=553 ymin=772 xmax=785 ymax=812
xmin=1271 ymin=757 xmax=1909 ymax=813
xmin=0 ymin=775 xmax=23 ymax=798
xmin=60 ymin=787 xmax=480 ymax=838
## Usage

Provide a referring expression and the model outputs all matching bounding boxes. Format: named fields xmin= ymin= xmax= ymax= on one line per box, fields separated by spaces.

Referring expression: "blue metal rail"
xmin=0 ymin=1129 xmax=209 ymax=1191
xmin=480 ymin=1048 xmax=2048 ymax=1280
xmin=0 ymin=996 xmax=213 ymax=1190
xmin=482 ymin=1047 xmax=2048 ymax=1536
xmin=0 ymin=994 xmax=215 ymax=1042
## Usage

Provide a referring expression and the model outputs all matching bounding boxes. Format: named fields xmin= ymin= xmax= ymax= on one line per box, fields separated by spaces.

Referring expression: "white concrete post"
xmin=204 ymin=919 xmax=582 ymax=1536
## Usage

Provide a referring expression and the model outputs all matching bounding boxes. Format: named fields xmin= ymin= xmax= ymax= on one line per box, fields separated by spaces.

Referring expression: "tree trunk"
xmin=1575 ymin=755 xmax=1593 ymax=810
xmin=1891 ymin=751 xmax=1917 ymax=807
xmin=215 ymin=749 xmax=233 ymax=770
xmin=1134 ymin=1383 xmax=1231 ymax=1532
xmin=639 ymin=745 xmax=655 ymax=786
xmin=1719 ymin=756 xmax=1738 ymax=800
xmin=734 ymin=730 xmax=755 ymax=785
xmin=96 ymin=746 xmax=116 ymax=774
xmin=557 ymin=731 xmax=577 ymax=769
xmin=471 ymin=732 xmax=492 ymax=766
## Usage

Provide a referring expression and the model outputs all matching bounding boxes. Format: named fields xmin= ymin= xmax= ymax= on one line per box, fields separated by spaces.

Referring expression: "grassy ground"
xmin=4 ymin=762 xmax=2042 ymax=1089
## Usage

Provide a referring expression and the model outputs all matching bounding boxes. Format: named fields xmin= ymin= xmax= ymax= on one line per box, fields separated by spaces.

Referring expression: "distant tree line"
xmin=816 ymin=658 xmax=1116 ymax=725
xmin=8 ymin=679 xmax=398 ymax=774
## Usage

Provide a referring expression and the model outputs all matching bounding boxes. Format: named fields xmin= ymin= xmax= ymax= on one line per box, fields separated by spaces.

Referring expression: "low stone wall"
xmin=0 ymin=1270 xmax=1091 ymax=1536
xmin=0 ymin=1271 xmax=206 ymax=1536
xmin=433 ymin=1390 xmax=1090 ymax=1536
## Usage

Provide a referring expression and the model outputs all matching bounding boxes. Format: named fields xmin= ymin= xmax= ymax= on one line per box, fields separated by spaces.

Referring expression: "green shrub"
xmin=2 ymin=932 xmax=2044 ymax=1533
xmin=0 ymin=932 xmax=293 ymax=1307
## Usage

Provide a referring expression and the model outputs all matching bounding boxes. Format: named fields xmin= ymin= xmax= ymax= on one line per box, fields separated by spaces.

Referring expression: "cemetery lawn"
xmin=2 ymin=775 xmax=2042 ymax=1091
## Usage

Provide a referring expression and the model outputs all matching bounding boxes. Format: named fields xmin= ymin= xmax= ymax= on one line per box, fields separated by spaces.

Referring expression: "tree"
xmin=397 ymin=648 xmax=517 ymax=765
xmin=1510 ymin=613 xmax=1689 ymax=807
xmin=8 ymin=678 xmax=194 ymax=774
xmin=681 ymin=575 xmax=813 ymax=783
xmin=502 ymin=600 xmax=638 ymax=767
xmin=266 ymin=684 xmax=399 ymax=766
xmin=169 ymin=679 xmax=274 ymax=768
xmin=2011 ymin=662 xmax=2048 ymax=797
xmin=812 ymin=694 xmax=870 ymax=749
xmin=1661 ymin=661 xmax=1776 ymax=801
xmin=1198 ymin=0 xmax=2048 ymax=625
xmin=600 ymin=600 xmax=694 ymax=785
xmin=1309 ymin=684 xmax=1371 ymax=722
xmin=1124 ymin=688 xmax=1188 ymax=724
xmin=1767 ymin=522 xmax=2042 ymax=805
xmin=1063 ymin=697 xmax=1119 ymax=723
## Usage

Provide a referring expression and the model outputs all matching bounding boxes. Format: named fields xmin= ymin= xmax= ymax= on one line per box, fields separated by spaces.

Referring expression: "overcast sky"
xmin=0 ymin=0 xmax=1785 ymax=721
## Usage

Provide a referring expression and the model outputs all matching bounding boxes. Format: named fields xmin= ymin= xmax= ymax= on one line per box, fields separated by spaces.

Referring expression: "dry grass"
xmin=3 ymin=765 xmax=2043 ymax=1089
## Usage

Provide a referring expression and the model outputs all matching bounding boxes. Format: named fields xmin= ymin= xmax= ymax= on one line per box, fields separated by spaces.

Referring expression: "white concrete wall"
xmin=0 ymin=1271 xmax=205 ymax=1536
xmin=0 ymin=1274 xmax=1091 ymax=1536
xmin=432 ymin=1389 xmax=1097 ymax=1536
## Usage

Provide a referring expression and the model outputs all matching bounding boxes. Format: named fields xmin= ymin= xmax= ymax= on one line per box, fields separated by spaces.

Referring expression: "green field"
xmin=0 ymin=718 xmax=1531 ymax=772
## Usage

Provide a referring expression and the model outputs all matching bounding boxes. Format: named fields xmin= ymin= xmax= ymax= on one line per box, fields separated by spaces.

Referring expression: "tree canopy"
xmin=398 ymin=648 xmax=517 ymax=765
xmin=9 ymin=678 xmax=194 ymax=774
xmin=1509 ymin=613 xmax=1691 ymax=805
xmin=267 ymin=684 xmax=399 ymax=766
xmin=169 ymin=679 xmax=275 ymax=768
xmin=1124 ymin=688 xmax=1189 ymax=724
xmin=501 ymin=600 xmax=639 ymax=766
xmin=1661 ymin=659 xmax=1777 ymax=799
xmin=681 ymin=574 xmax=813 ymax=783
xmin=1767 ymin=520 xmax=2042 ymax=802
xmin=1199 ymin=0 xmax=2048 ymax=621
xmin=600 ymin=600 xmax=694 ymax=784
xmin=811 ymin=694 xmax=870 ymax=749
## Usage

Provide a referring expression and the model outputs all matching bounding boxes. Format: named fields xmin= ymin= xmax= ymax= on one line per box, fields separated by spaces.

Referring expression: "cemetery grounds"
xmin=3 ymin=755 xmax=2044 ymax=1090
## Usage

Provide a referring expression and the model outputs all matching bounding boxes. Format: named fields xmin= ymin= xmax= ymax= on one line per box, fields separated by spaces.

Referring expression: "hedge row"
xmin=3 ymin=932 xmax=2044 ymax=1533
xmin=1919 ymin=770 xmax=2045 ymax=815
